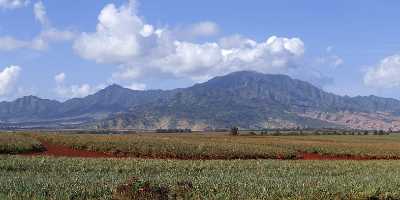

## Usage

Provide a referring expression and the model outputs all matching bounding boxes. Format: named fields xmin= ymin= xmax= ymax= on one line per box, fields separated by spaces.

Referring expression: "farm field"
xmin=1 ymin=156 xmax=400 ymax=199
xmin=29 ymin=132 xmax=400 ymax=159
xmin=2 ymin=132 xmax=400 ymax=199
xmin=0 ymin=133 xmax=43 ymax=154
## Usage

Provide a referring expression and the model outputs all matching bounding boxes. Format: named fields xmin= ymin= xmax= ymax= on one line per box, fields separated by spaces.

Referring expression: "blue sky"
xmin=0 ymin=0 xmax=400 ymax=101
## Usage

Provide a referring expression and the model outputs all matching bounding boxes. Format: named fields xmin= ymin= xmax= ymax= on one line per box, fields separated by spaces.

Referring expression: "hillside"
xmin=1 ymin=71 xmax=400 ymax=130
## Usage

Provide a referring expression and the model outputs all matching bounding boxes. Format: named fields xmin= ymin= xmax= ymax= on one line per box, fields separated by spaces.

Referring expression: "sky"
xmin=0 ymin=0 xmax=400 ymax=101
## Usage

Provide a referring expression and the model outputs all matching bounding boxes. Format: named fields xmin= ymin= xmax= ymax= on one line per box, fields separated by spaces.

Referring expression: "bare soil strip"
xmin=19 ymin=141 xmax=400 ymax=160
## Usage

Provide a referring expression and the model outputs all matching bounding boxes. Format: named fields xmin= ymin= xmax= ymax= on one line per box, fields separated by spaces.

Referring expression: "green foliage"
xmin=2 ymin=156 xmax=400 ymax=199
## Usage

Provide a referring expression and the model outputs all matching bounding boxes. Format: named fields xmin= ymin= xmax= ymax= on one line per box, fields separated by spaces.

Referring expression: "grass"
xmin=0 ymin=133 xmax=44 ymax=154
xmin=1 ymin=156 xmax=400 ymax=199
xmin=32 ymin=133 xmax=400 ymax=159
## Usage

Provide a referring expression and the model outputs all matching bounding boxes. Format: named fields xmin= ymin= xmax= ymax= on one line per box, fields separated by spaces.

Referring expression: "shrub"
xmin=230 ymin=127 xmax=239 ymax=136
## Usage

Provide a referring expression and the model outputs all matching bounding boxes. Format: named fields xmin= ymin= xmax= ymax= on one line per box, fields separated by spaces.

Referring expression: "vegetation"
xmin=34 ymin=133 xmax=296 ymax=159
xmin=22 ymin=132 xmax=400 ymax=159
xmin=0 ymin=133 xmax=44 ymax=154
xmin=2 ymin=156 xmax=400 ymax=199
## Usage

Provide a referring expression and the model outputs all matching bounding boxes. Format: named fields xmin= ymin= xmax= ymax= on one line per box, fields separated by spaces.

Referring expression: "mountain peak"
xmin=227 ymin=70 xmax=290 ymax=77
xmin=13 ymin=95 xmax=58 ymax=103
xmin=104 ymin=84 xmax=125 ymax=90
xmin=212 ymin=71 xmax=293 ymax=83
xmin=94 ymin=84 xmax=129 ymax=96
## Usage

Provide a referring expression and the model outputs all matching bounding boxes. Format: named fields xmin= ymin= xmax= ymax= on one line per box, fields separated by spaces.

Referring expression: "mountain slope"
xmin=57 ymin=84 xmax=175 ymax=118
xmin=96 ymin=71 xmax=400 ymax=130
xmin=0 ymin=96 xmax=61 ymax=122
xmin=2 ymin=71 xmax=400 ymax=130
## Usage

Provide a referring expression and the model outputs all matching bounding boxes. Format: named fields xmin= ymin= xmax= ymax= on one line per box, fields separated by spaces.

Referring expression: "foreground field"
xmin=3 ymin=133 xmax=400 ymax=199
xmin=30 ymin=133 xmax=400 ymax=159
xmin=1 ymin=156 xmax=400 ymax=200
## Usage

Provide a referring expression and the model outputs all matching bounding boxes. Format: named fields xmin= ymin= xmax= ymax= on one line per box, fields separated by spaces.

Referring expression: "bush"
xmin=230 ymin=127 xmax=239 ymax=136
xmin=261 ymin=130 xmax=268 ymax=135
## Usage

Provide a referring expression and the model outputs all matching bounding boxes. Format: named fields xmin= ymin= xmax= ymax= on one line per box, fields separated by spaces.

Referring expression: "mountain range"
xmin=1 ymin=71 xmax=400 ymax=130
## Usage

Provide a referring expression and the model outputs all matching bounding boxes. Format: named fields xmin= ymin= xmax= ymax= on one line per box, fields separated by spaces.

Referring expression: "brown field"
xmin=1 ymin=131 xmax=399 ymax=160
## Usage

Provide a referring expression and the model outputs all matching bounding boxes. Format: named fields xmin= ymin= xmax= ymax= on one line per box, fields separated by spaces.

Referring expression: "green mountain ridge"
xmin=1 ymin=71 xmax=400 ymax=130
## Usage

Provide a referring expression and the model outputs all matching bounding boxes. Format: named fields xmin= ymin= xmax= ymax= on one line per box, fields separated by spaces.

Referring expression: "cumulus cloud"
xmin=54 ymin=72 xmax=99 ymax=98
xmin=154 ymin=35 xmax=304 ymax=81
xmin=364 ymin=54 xmax=400 ymax=88
xmin=0 ymin=65 xmax=21 ymax=96
xmin=0 ymin=0 xmax=29 ymax=9
xmin=70 ymin=0 xmax=324 ymax=90
xmin=73 ymin=1 xmax=151 ymax=63
xmin=74 ymin=0 xmax=306 ymax=84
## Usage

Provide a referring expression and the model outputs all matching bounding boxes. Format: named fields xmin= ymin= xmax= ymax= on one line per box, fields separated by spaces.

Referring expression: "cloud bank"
xmin=74 ymin=0 xmax=306 ymax=85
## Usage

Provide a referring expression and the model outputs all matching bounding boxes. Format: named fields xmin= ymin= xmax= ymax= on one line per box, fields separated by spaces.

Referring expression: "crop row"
xmin=1 ymin=156 xmax=400 ymax=199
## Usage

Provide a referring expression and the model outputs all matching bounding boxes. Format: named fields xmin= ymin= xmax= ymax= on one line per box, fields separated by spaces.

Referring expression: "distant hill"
xmin=1 ymin=71 xmax=400 ymax=130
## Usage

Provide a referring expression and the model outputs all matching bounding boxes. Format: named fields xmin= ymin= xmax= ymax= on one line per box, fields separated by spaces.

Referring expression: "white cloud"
xmin=0 ymin=65 xmax=20 ymax=96
xmin=0 ymin=1 xmax=75 ymax=51
xmin=73 ymin=2 xmax=148 ymax=63
xmin=54 ymin=72 xmax=100 ymax=98
xmin=140 ymin=24 xmax=154 ymax=37
xmin=31 ymin=1 xmax=75 ymax=50
xmin=56 ymin=83 xmax=94 ymax=98
xmin=112 ymin=65 xmax=141 ymax=81
xmin=188 ymin=21 xmax=219 ymax=37
xmin=315 ymin=46 xmax=344 ymax=68
xmin=33 ymin=1 xmax=49 ymax=27
xmin=54 ymin=72 xmax=66 ymax=84
xmin=0 ymin=36 xmax=29 ymax=51
xmin=32 ymin=28 xmax=76 ymax=50
xmin=0 ymin=0 xmax=29 ymax=9
xmin=364 ymin=54 xmax=400 ymax=88
xmin=316 ymin=55 xmax=344 ymax=68
xmin=126 ymin=82 xmax=146 ymax=90
xmin=74 ymin=0 xmax=306 ymax=84
xmin=154 ymin=35 xmax=304 ymax=81
xmin=218 ymin=35 xmax=256 ymax=49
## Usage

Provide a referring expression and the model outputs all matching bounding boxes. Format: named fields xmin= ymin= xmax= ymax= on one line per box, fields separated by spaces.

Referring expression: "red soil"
xmin=20 ymin=141 xmax=400 ymax=160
